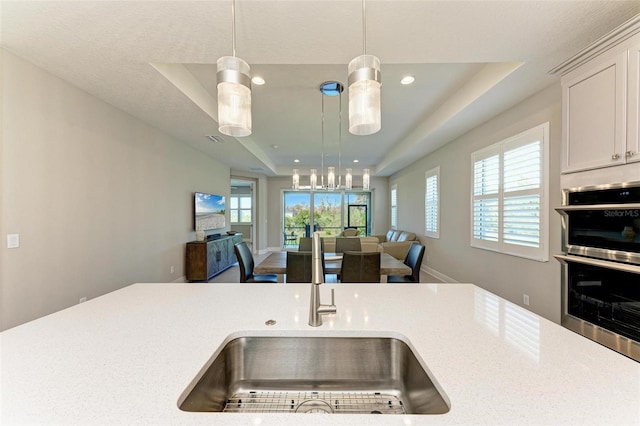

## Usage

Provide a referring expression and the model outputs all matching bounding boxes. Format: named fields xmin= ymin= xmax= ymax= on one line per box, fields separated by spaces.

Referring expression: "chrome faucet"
xmin=309 ymin=231 xmax=336 ymax=327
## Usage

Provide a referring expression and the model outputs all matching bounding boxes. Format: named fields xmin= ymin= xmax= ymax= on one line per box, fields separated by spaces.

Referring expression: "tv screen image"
xmin=195 ymin=192 xmax=226 ymax=231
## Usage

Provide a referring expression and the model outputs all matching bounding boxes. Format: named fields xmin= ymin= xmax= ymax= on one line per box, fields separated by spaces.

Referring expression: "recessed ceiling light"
xmin=294 ymin=159 xmax=300 ymax=163
xmin=271 ymin=144 xmax=279 ymax=149
xmin=400 ymin=75 xmax=415 ymax=85
xmin=252 ymin=76 xmax=266 ymax=85
xmin=353 ymin=159 xmax=359 ymax=163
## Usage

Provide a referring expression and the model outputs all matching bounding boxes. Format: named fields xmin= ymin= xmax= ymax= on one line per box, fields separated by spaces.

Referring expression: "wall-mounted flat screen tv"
xmin=194 ymin=192 xmax=226 ymax=231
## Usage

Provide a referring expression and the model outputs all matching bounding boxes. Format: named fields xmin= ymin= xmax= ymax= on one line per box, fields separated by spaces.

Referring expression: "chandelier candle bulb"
xmin=328 ymin=167 xmax=335 ymax=190
xmin=345 ymin=168 xmax=353 ymax=189
xmin=292 ymin=169 xmax=299 ymax=190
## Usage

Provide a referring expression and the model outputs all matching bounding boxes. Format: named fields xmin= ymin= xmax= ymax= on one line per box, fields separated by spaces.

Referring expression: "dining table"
xmin=254 ymin=251 xmax=412 ymax=282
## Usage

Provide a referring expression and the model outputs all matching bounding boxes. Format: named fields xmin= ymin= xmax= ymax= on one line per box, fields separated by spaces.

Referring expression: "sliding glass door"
xmin=283 ymin=190 xmax=371 ymax=247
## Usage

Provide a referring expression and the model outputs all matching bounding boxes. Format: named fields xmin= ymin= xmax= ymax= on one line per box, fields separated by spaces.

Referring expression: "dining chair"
xmin=335 ymin=237 xmax=361 ymax=253
xmin=387 ymin=243 xmax=425 ymax=283
xmin=339 ymin=251 xmax=381 ymax=283
xmin=286 ymin=251 xmax=327 ymax=283
xmin=234 ymin=242 xmax=278 ymax=283
xmin=299 ymin=237 xmax=324 ymax=252
xmin=286 ymin=251 xmax=311 ymax=282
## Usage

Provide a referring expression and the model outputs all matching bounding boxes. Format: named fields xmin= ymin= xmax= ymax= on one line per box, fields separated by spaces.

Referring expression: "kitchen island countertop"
xmin=1 ymin=282 xmax=639 ymax=425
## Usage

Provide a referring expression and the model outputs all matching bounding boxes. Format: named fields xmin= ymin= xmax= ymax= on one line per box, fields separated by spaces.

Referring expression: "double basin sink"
xmin=178 ymin=334 xmax=450 ymax=415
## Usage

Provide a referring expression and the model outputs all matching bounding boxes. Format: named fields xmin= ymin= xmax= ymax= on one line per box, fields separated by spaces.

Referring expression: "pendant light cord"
xmin=338 ymin=89 xmax=342 ymax=187
xmin=362 ymin=0 xmax=366 ymax=55
xmin=321 ymin=91 xmax=325 ymax=188
xmin=231 ymin=0 xmax=237 ymax=57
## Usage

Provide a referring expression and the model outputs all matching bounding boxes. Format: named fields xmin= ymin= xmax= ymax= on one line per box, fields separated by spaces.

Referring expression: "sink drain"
xmin=223 ymin=391 xmax=406 ymax=414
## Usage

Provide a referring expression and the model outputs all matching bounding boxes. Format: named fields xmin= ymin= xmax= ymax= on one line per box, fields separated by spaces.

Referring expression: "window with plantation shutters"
xmin=425 ymin=167 xmax=440 ymax=238
xmin=390 ymin=185 xmax=398 ymax=229
xmin=471 ymin=123 xmax=549 ymax=261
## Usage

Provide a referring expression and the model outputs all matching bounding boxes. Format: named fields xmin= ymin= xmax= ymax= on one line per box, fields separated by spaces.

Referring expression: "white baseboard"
xmin=422 ymin=265 xmax=458 ymax=283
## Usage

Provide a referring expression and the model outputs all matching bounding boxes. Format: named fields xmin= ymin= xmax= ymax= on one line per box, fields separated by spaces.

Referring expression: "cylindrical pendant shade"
xmin=348 ymin=54 xmax=381 ymax=136
xmin=292 ymin=169 xmax=299 ymax=190
xmin=362 ymin=168 xmax=370 ymax=190
xmin=327 ymin=167 xmax=335 ymax=190
xmin=345 ymin=168 xmax=353 ymax=190
xmin=310 ymin=169 xmax=317 ymax=190
xmin=217 ymin=56 xmax=252 ymax=137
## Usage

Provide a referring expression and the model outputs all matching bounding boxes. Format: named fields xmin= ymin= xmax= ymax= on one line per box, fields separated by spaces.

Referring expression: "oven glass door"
xmin=565 ymin=206 xmax=640 ymax=252
xmin=567 ymin=260 xmax=640 ymax=343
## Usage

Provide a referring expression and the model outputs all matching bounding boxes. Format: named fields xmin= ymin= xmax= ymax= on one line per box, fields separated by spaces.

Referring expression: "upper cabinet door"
xmin=562 ymin=51 xmax=627 ymax=173
xmin=627 ymin=36 xmax=640 ymax=164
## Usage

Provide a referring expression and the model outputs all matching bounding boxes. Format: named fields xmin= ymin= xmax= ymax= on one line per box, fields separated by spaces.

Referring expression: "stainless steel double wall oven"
xmin=555 ymin=181 xmax=640 ymax=362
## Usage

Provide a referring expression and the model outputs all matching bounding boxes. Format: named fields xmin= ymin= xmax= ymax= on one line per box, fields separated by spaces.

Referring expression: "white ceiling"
xmin=2 ymin=1 xmax=639 ymax=177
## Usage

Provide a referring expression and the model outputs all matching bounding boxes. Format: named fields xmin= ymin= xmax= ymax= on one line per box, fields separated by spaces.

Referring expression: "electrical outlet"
xmin=79 ymin=297 xmax=87 ymax=304
xmin=523 ymin=294 xmax=530 ymax=306
xmin=170 ymin=265 xmax=175 ymax=274
xmin=7 ymin=234 xmax=20 ymax=249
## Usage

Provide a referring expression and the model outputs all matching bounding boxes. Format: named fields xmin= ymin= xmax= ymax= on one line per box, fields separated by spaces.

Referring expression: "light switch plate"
xmin=7 ymin=234 xmax=20 ymax=249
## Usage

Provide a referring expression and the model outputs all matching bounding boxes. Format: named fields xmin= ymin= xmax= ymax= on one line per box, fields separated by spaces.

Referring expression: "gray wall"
xmin=390 ymin=84 xmax=563 ymax=323
xmin=1 ymin=50 xmax=231 ymax=330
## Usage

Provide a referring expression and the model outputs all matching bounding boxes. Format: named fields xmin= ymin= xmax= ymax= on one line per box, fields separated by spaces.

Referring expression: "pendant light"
xmin=310 ymin=168 xmax=318 ymax=190
xmin=345 ymin=168 xmax=353 ymax=190
xmin=217 ymin=0 xmax=252 ymax=137
xmin=362 ymin=168 xmax=370 ymax=190
xmin=348 ymin=0 xmax=381 ymax=136
xmin=292 ymin=169 xmax=300 ymax=190
xmin=327 ymin=167 xmax=336 ymax=190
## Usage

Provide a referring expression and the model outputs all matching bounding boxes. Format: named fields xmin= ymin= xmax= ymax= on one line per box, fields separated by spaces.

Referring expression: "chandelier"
xmin=291 ymin=81 xmax=373 ymax=191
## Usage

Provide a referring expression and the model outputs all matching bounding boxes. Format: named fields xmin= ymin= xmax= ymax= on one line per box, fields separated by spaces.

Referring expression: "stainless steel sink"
xmin=178 ymin=335 xmax=450 ymax=415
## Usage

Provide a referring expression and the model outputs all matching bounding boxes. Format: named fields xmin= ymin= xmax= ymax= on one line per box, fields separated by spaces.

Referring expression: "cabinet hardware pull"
xmin=611 ymin=153 xmax=620 ymax=160
xmin=625 ymin=151 xmax=634 ymax=158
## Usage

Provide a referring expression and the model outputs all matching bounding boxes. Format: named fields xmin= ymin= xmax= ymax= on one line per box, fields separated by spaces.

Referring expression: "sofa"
xmin=374 ymin=229 xmax=418 ymax=260
xmin=322 ymin=236 xmax=380 ymax=253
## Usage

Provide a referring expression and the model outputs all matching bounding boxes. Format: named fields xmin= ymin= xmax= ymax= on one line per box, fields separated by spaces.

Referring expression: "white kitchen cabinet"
xmin=557 ymin=27 xmax=640 ymax=174
xmin=627 ymin=36 xmax=640 ymax=165
xmin=562 ymin=51 xmax=626 ymax=172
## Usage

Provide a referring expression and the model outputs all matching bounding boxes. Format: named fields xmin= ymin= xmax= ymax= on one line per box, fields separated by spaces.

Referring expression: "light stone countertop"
xmin=1 ymin=282 xmax=639 ymax=425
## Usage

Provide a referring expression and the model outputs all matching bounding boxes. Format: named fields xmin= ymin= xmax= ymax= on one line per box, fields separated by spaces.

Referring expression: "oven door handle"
xmin=554 ymin=254 xmax=640 ymax=274
xmin=555 ymin=203 xmax=640 ymax=213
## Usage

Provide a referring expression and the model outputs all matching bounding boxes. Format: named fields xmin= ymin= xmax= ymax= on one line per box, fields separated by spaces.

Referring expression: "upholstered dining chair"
xmin=387 ymin=243 xmax=425 ymax=283
xmin=299 ymin=237 xmax=324 ymax=252
xmin=298 ymin=237 xmax=312 ymax=251
xmin=285 ymin=251 xmax=310 ymax=283
xmin=234 ymin=242 xmax=278 ymax=283
xmin=339 ymin=251 xmax=381 ymax=283
xmin=335 ymin=237 xmax=361 ymax=253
